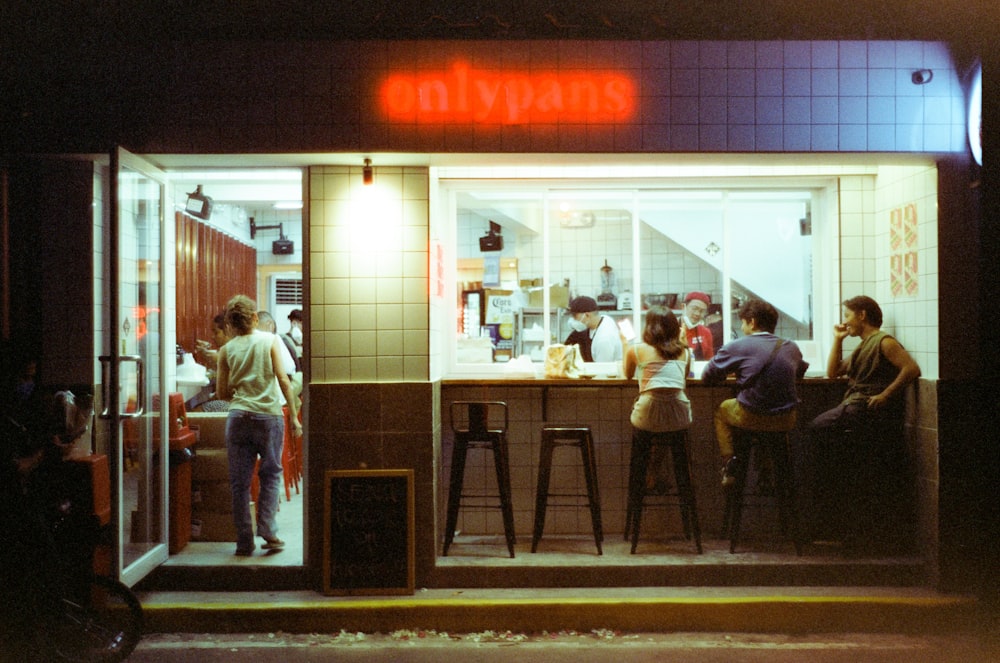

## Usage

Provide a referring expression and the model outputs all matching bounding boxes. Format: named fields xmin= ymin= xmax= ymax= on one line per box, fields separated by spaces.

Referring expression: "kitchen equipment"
xmin=597 ymin=259 xmax=617 ymax=310
xmin=642 ymin=293 xmax=678 ymax=310
xmin=618 ymin=289 xmax=633 ymax=310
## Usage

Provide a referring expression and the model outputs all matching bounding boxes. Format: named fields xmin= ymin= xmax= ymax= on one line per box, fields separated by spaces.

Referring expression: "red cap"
xmin=684 ymin=291 xmax=711 ymax=305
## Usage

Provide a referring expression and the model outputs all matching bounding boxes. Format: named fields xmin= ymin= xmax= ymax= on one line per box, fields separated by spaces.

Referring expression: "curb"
xmin=142 ymin=593 xmax=986 ymax=635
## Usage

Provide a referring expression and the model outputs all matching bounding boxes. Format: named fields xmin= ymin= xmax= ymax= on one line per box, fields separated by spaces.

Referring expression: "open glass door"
xmin=102 ymin=147 xmax=170 ymax=586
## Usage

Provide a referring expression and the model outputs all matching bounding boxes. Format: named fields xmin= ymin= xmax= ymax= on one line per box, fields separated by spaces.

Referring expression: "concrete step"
xmin=138 ymin=587 xmax=988 ymax=636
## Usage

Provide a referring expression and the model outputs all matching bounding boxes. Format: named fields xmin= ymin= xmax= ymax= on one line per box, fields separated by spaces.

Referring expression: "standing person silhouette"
xmin=215 ymin=295 xmax=302 ymax=556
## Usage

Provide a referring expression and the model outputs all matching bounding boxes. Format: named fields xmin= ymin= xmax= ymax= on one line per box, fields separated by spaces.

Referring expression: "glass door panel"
xmin=106 ymin=148 xmax=169 ymax=585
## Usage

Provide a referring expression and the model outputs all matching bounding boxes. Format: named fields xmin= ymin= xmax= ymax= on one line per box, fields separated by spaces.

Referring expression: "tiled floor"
xmin=164 ymin=488 xmax=304 ymax=566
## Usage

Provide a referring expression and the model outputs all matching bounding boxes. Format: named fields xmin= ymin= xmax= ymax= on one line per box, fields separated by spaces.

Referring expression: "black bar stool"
xmin=624 ymin=429 xmax=702 ymax=554
xmin=811 ymin=423 xmax=910 ymax=554
xmin=531 ymin=425 xmax=603 ymax=555
xmin=442 ymin=401 xmax=516 ymax=558
xmin=721 ymin=429 xmax=802 ymax=555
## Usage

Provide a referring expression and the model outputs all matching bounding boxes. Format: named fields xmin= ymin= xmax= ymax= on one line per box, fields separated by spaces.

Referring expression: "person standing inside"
xmin=286 ymin=309 xmax=304 ymax=360
xmin=258 ymin=309 xmax=303 ymax=400
xmin=216 ymin=295 xmax=302 ymax=556
xmin=679 ymin=291 xmax=715 ymax=360
xmin=701 ymin=299 xmax=808 ymax=487
xmin=566 ymin=296 xmax=623 ymax=363
xmin=195 ymin=311 xmax=229 ymax=371
xmin=622 ymin=307 xmax=692 ymax=492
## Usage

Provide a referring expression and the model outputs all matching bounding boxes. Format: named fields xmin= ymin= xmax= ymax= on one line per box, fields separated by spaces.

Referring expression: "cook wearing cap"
xmin=565 ymin=296 xmax=622 ymax=363
xmin=680 ymin=291 xmax=715 ymax=360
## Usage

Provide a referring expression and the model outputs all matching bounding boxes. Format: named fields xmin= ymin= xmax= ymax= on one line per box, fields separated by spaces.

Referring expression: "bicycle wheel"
xmin=46 ymin=574 xmax=144 ymax=663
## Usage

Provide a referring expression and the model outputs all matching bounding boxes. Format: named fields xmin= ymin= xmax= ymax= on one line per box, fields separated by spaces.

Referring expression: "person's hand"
xmin=866 ymin=393 xmax=889 ymax=410
xmin=833 ymin=323 xmax=850 ymax=342
xmin=291 ymin=420 xmax=303 ymax=437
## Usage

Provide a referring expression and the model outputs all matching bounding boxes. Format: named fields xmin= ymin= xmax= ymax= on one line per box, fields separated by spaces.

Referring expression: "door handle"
xmin=98 ymin=354 xmax=145 ymax=419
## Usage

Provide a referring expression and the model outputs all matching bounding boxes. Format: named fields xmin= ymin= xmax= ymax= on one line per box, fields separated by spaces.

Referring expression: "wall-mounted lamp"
xmin=911 ymin=69 xmax=933 ymax=85
xmin=185 ymin=184 xmax=213 ymax=220
xmin=250 ymin=217 xmax=295 ymax=255
xmin=363 ymin=158 xmax=374 ymax=186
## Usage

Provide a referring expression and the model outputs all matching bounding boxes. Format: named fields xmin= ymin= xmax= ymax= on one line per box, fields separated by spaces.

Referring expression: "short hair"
xmin=225 ymin=295 xmax=257 ymax=335
xmin=738 ymin=299 xmax=779 ymax=333
xmin=288 ymin=309 xmax=303 ymax=322
xmin=256 ymin=310 xmax=276 ymax=332
xmin=843 ymin=295 xmax=883 ymax=327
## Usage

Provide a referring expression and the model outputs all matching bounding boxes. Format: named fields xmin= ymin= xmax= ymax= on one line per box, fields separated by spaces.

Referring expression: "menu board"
xmin=323 ymin=469 xmax=414 ymax=595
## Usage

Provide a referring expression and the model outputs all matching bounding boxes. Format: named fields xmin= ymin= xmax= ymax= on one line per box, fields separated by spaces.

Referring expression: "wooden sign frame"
xmin=323 ymin=469 xmax=415 ymax=595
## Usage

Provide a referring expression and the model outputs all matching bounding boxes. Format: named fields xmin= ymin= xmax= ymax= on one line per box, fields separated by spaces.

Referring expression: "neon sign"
xmin=381 ymin=63 xmax=635 ymax=124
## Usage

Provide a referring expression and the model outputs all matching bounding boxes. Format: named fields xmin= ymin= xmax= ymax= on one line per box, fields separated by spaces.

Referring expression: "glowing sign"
xmin=381 ymin=63 xmax=635 ymax=124
xmin=968 ymin=61 xmax=982 ymax=166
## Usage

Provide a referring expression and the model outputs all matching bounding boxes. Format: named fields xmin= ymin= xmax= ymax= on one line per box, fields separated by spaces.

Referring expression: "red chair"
xmin=281 ymin=407 xmax=301 ymax=501
xmin=250 ymin=408 xmax=300 ymax=504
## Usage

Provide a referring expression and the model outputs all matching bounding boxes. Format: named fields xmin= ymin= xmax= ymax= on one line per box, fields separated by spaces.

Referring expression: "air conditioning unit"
xmin=268 ymin=273 xmax=303 ymax=325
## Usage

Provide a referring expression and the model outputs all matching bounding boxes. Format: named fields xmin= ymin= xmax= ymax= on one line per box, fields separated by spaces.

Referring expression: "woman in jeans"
xmin=216 ymin=295 xmax=302 ymax=556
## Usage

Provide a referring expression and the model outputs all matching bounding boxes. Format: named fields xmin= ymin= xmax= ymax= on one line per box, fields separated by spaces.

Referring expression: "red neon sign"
xmin=381 ymin=63 xmax=635 ymax=125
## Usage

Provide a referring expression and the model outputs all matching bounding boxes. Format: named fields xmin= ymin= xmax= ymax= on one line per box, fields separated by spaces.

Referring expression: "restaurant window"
xmin=449 ymin=182 xmax=820 ymax=375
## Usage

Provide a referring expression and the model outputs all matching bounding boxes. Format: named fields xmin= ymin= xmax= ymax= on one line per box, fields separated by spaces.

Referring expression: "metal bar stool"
xmin=811 ymin=423 xmax=910 ymax=554
xmin=442 ymin=401 xmax=516 ymax=558
xmin=721 ymin=429 xmax=802 ymax=555
xmin=624 ymin=429 xmax=702 ymax=554
xmin=531 ymin=425 xmax=603 ymax=555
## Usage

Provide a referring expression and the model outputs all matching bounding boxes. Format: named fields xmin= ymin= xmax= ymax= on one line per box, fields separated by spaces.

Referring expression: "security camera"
xmin=911 ymin=69 xmax=933 ymax=85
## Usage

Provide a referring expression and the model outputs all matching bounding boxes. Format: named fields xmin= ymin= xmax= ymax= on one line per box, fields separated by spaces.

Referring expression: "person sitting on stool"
xmin=807 ymin=295 xmax=920 ymax=549
xmin=622 ymin=306 xmax=692 ymax=493
xmin=701 ymin=299 xmax=809 ymax=487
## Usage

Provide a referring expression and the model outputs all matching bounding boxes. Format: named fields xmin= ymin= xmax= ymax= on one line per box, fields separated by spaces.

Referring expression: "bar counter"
xmin=440 ymin=377 xmax=848 ymax=547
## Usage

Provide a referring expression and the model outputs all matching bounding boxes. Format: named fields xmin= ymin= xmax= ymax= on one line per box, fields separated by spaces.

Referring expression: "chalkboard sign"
xmin=323 ymin=469 xmax=415 ymax=595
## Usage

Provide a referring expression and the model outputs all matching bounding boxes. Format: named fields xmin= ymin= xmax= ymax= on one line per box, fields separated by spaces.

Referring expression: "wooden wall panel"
xmin=174 ymin=211 xmax=256 ymax=355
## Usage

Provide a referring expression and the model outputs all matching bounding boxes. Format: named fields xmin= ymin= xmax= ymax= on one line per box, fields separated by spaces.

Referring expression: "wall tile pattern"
xmin=149 ymin=40 xmax=967 ymax=156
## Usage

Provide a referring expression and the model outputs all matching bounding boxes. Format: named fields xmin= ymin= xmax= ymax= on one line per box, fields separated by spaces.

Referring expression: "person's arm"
xmin=826 ymin=324 xmax=850 ymax=378
xmin=271 ymin=337 xmax=302 ymax=436
xmin=623 ymin=342 xmax=639 ymax=379
xmin=867 ymin=337 xmax=921 ymax=409
xmin=699 ymin=345 xmax=733 ymax=385
xmin=214 ymin=346 xmax=232 ymax=399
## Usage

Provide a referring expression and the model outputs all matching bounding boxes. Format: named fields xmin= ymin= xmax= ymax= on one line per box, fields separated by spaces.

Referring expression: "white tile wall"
xmin=838 ymin=164 xmax=939 ymax=379
xmin=309 ymin=166 xmax=430 ymax=382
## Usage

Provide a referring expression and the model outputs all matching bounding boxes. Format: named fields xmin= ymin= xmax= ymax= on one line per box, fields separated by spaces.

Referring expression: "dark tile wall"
xmin=306 ymin=381 xmax=439 ymax=588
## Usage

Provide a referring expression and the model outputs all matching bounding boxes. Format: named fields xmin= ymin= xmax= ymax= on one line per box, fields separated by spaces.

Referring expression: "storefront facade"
xmin=3 ymin=33 xmax=994 ymax=597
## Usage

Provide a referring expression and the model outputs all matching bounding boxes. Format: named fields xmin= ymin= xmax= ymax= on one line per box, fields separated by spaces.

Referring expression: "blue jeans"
xmin=226 ymin=410 xmax=284 ymax=551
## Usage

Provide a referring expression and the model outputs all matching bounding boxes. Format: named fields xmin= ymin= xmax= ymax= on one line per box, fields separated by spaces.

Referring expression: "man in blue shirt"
xmin=701 ymin=299 xmax=809 ymax=487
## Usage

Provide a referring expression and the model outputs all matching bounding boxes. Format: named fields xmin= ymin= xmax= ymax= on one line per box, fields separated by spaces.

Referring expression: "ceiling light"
xmin=273 ymin=201 xmax=303 ymax=210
